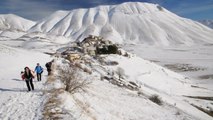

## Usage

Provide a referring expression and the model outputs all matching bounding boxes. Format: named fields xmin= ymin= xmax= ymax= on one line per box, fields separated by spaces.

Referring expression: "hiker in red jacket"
xmin=23 ymin=67 xmax=35 ymax=91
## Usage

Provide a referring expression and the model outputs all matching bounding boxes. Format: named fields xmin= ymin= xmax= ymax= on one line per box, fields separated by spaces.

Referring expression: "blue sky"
xmin=0 ymin=0 xmax=212 ymax=21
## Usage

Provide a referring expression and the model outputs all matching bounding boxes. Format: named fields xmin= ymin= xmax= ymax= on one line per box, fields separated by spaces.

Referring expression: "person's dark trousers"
xmin=47 ymin=69 xmax=51 ymax=75
xmin=37 ymin=73 xmax=42 ymax=81
xmin=25 ymin=78 xmax=34 ymax=91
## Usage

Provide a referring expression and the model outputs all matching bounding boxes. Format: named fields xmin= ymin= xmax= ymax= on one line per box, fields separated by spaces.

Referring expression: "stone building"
xmin=80 ymin=35 xmax=116 ymax=56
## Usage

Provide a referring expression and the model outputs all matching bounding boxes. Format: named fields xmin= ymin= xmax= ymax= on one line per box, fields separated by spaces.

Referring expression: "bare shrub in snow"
xmin=105 ymin=61 xmax=119 ymax=66
xmin=137 ymin=90 xmax=143 ymax=96
xmin=149 ymin=94 xmax=163 ymax=105
xmin=175 ymin=111 xmax=181 ymax=116
xmin=116 ymin=67 xmax=125 ymax=80
xmin=74 ymin=62 xmax=82 ymax=68
xmin=58 ymin=65 xmax=90 ymax=94
xmin=157 ymin=5 xmax=163 ymax=11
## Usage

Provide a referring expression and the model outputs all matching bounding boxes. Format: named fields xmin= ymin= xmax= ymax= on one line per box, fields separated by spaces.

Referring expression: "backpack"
xmin=30 ymin=70 xmax=36 ymax=78
xmin=36 ymin=66 xmax=43 ymax=74
xmin=21 ymin=74 xmax=25 ymax=80
xmin=40 ymin=66 xmax=43 ymax=73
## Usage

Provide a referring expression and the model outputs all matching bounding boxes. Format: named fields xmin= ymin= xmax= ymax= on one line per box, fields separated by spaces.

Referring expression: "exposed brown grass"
xmin=46 ymin=74 xmax=55 ymax=84
xmin=164 ymin=63 xmax=205 ymax=72
xmin=42 ymin=61 xmax=66 ymax=120
xmin=191 ymin=104 xmax=213 ymax=117
xmin=184 ymin=95 xmax=213 ymax=101
xmin=43 ymin=88 xmax=65 ymax=120
xmin=199 ymin=74 xmax=213 ymax=80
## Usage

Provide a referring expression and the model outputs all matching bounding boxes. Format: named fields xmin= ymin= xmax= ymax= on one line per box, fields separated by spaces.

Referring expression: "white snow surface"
xmin=0 ymin=44 xmax=51 ymax=119
xmin=59 ymin=80 xmax=198 ymax=120
xmin=52 ymin=55 xmax=213 ymax=120
xmin=104 ymin=55 xmax=213 ymax=119
xmin=0 ymin=42 xmax=213 ymax=119
xmin=29 ymin=2 xmax=213 ymax=45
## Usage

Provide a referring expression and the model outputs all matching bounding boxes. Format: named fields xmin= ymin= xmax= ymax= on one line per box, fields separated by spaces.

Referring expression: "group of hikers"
xmin=21 ymin=61 xmax=52 ymax=92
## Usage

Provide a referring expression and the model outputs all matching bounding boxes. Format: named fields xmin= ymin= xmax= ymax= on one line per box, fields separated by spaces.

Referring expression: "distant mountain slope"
xmin=29 ymin=2 xmax=213 ymax=46
xmin=0 ymin=14 xmax=36 ymax=40
xmin=198 ymin=20 xmax=213 ymax=29
xmin=0 ymin=14 xmax=35 ymax=31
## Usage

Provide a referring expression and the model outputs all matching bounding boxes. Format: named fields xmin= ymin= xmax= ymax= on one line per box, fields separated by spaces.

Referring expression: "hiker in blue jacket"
xmin=35 ymin=63 xmax=43 ymax=81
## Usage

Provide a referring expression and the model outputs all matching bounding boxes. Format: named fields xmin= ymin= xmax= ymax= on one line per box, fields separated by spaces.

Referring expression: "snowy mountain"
xmin=0 ymin=14 xmax=36 ymax=40
xmin=0 ymin=14 xmax=35 ymax=31
xmin=198 ymin=20 xmax=213 ymax=29
xmin=29 ymin=2 xmax=213 ymax=46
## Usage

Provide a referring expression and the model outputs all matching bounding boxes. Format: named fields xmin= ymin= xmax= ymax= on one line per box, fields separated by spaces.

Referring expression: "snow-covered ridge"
xmin=0 ymin=14 xmax=35 ymax=31
xmin=45 ymin=44 xmax=213 ymax=119
xmin=29 ymin=2 xmax=213 ymax=46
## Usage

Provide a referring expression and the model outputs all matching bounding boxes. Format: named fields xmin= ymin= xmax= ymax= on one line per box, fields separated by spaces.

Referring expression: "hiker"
xmin=35 ymin=63 xmax=43 ymax=81
xmin=23 ymin=67 xmax=34 ymax=91
xmin=45 ymin=61 xmax=52 ymax=75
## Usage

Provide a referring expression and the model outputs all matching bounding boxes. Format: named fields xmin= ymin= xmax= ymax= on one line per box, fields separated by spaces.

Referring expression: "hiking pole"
xmin=22 ymin=80 xmax=25 ymax=91
xmin=33 ymin=78 xmax=37 ymax=91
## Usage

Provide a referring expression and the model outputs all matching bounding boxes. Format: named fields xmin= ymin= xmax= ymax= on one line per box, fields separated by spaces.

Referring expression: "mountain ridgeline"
xmin=198 ymin=20 xmax=213 ymax=29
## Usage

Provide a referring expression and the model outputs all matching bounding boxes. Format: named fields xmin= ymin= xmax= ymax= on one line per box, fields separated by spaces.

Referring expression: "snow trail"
xmin=0 ymin=80 xmax=46 ymax=120
xmin=0 ymin=44 xmax=51 ymax=120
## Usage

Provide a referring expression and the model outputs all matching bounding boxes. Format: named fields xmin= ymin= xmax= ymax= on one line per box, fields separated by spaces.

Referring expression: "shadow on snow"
xmin=0 ymin=87 xmax=42 ymax=93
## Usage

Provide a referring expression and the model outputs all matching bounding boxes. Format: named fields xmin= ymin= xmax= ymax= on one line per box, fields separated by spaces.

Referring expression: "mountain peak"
xmin=0 ymin=14 xmax=35 ymax=31
xmin=111 ymin=2 xmax=164 ymax=14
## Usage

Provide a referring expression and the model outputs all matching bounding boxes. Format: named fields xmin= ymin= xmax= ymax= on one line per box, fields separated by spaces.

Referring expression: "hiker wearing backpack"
xmin=35 ymin=63 xmax=43 ymax=81
xmin=23 ymin=67 xmax=35 ymax=91
xmin=45 ymin=61 xmax=52 ymax=75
